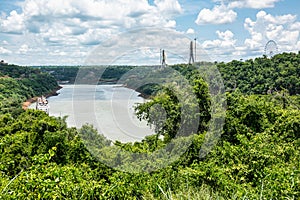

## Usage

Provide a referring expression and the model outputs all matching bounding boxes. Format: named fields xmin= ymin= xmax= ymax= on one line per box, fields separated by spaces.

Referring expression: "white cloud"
xmin=195 ymin=4 xmax=237 ymax=25
xmin=254 ymin=10 xmax=296 ymax=25
xmin=201 ymin=30 xmax=240 ymax=61
xmin=202 ymin=30 xmax=236 ymax=50
xmin=78 ymin=28 xmax=115 ymax=45
xmin=199 ymin=8 xmax=300 ymax=62
xmin=201 ymin=30 xmax=238 ymax=61
xmin=165 ymin=20 xmax=177 ymax=28
xmin=1 ymin=0 xmax=183 ymax=42
xmin=194 ymin=0 xmax=281 ymax=26
xmin=244 ymin=11 xmax=299 ymax=52
xmin=216 ymin=30 xmax=234 ymax=41
xmin=193 ymin=2 xmax=299 ymax=62
xmin=85 ymin=28 xmax=196 ymax=65
xmin=0 ymin=10 xmax=25 ymax=34
xmin=18 ymin=0 xmax=182 ymax=30
xmin=229 ymin=0 xmax=280 ymax=9
xmin=49 ymin=50 xmax=67 ymax=56
xmin=232 ymin=46 xmax=247 ymax=56
xmin=2 ymin=41 xmax=9 ymax=45
xmin=244 ymin=33 xmax=263 ymax=50
xmin=18 ymin=44 xmax=30 ymax=54
xmin=0 ymin=46 xmax=12 ymax=54
xmin=0 ymin=0 xmax=186 ymax=65
xmin=186 ymin=28 xmax=195 ymax=34
xmin=290 ymin=22 xmax=300 ymax=30
xmin=154 ymin=0 xmax=183 ymax=16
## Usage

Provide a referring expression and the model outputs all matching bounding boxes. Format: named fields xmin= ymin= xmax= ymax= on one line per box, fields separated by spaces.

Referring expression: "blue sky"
xmin=0 ymin=0 xmax=299 ymax=65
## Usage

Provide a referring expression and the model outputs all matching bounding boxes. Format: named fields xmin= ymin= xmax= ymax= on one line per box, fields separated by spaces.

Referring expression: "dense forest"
xmin=38 ymin=65 xmax=136 ymax=84
xmin=39 ymin=52 xmax=300 ymax=96
xmin=0 ymin=52 xmax=299 ymax=199
xmin=0 ymin=63 xmax=59 ymax=116
xmin=217 ymin=52 xmax=300 ymax=95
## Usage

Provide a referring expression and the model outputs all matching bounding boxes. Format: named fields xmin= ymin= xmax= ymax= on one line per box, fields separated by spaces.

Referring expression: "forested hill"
xmin=36 ymin=52 xmax=300 ymax=96
xmin=217 ymin=51 xmax=300 ymax=95
xmin=0 ymin=63 xmax=59 ymax=115
xmin=0 ymin=54 xmax=299 ymax=199
xmin=124 ymin=52 xmax=300 ymax=98
xmin=38 ymin=65 xmax=136 ymax=84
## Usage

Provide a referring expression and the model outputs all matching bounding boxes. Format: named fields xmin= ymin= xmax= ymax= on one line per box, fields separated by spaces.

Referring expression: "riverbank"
xmin=121 ymin=83 xmax=152 ymax=99
xmin=22 ymin=86 xmax=62 ymax=110
xmin=21 ymin=83 xmax=150 ymax=110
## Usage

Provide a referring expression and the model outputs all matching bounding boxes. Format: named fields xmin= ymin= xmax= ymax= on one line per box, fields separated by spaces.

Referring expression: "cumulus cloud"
xmin=0 ymin=10 xmax=25 ymax=34
xmin=195 ymin=0 xmax=282 ymax=26
xmin=0 ymin=0 xmax=183 ymax=41
xmin=0 ymin=0 xmax=185 ymax=65
xmin=164 ymin=20 xmax=177 ymax=28
xmin=228 ymin=0 xmax=280 ymax=9
xmin=154 ymin=0 xmax=183 ymax=16
xmin=0 ymin=46 xmax=12 ymax=54
xmin=18 ymin=44 xmax=30 ymax=54
xmin=290 ymin=22 xmax=300 ymax=30
xmin=202 ymin=30 xmax=236 ymax=50
xmin=200 ymin=30 xmax=240 ymax=61
xmin=216 ymin=30 xmax=234 ymax=41
xmin=201 ymin=10 xmax=300 ymax=62
xmin=186 ymin=28 xmax=195 ymax=34
xmin=211 ymin=0 xmax=280 ymax=9
xmin=85 ymin=28 xmax=195 ymax=65
xmin=244 ymin=11 xmax=299 ymax=52
xmin=195 ymin=4 xmax=237 ymax=25
xmin=25 ymin=0 xmax=180 ymax=28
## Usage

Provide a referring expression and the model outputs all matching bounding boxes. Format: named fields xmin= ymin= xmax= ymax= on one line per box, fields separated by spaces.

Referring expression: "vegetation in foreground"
xmin=0 ymin=52 xmax=299 ymax=199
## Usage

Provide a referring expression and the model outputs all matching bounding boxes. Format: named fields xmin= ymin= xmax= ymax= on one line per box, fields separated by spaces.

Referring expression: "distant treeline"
xmin=36 ymin=52 xmax=300 ymax=96
xmin=217 ymin=52 xmax=300 ymax=95
xmin=124 ymin=52 xmax=300 ymax=97
xmin=0 ymin=63 xmax=59 ymax=115
xmin=37 ymin=65 xmax=136 ymax=84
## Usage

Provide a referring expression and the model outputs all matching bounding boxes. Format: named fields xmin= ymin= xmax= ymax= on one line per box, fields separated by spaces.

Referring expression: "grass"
xmin=142 ymin=184 xmax=226 ymax=200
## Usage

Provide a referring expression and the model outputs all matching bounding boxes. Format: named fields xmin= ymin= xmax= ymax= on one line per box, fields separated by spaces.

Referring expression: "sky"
xmin=0 ymin=0 xmax=299 ymax=65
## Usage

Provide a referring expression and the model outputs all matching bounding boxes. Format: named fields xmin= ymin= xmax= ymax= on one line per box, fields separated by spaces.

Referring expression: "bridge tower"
xmin=161 ymin=49 xmax=167 ymax=68
xmin=189 ymin=41 xmax=194 ymax=64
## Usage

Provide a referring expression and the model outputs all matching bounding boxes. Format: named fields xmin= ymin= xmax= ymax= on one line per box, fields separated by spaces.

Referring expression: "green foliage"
xmin=184 ymin=92 xmax=300 ymax=198
xmin=0 ymin=64 xmax=59 ymax=115
xmin=0 ymin=162 xmax=110 ymax=199
xmin=135 ymin=65 xmax=211 ymax=142
xmin=0 ymin=77 xmax=28 ymax=115
xmin=0 ymin=64 xmax=40 ymax=79
xmin=39 ymin=66 xmax=79 ymax=83
xmin=218 ymin=52 xmax=300 ymax=95
xmin=19 ymin=73 xmax=58 ymax=97
xmin=0 ymin=58 xmax=299 ymax=199
xmin=39 ymin=65 xmax=136 ymax=84
xmin=1 ymin=110 xmax=83 ymax=175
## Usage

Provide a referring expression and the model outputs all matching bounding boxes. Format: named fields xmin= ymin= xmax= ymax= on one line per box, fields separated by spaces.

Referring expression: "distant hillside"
xmin=122 ymin=52 xmax=300 ymax=97
xmin=0 ymin=63 xmax=59 ymax=115
xmin=38 ymin=65 xmax=136 ymax=84
xmin=36 ymin=52 xmax=300 ymax=96
xmin=217 ymin=52 xmax=300 ymax=95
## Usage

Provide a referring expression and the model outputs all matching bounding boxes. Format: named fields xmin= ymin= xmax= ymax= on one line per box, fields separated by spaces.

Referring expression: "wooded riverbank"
xmin=22 ymin=86 xmax=62 ymax=110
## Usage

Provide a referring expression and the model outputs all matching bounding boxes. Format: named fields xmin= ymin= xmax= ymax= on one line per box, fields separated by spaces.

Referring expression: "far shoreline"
xmin=22 ymin=83 xmax=150 ymax=110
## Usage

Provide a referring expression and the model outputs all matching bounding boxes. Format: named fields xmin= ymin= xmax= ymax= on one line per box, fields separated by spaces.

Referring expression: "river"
xmin=30 ymin=84 xmax=154 ymax=142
